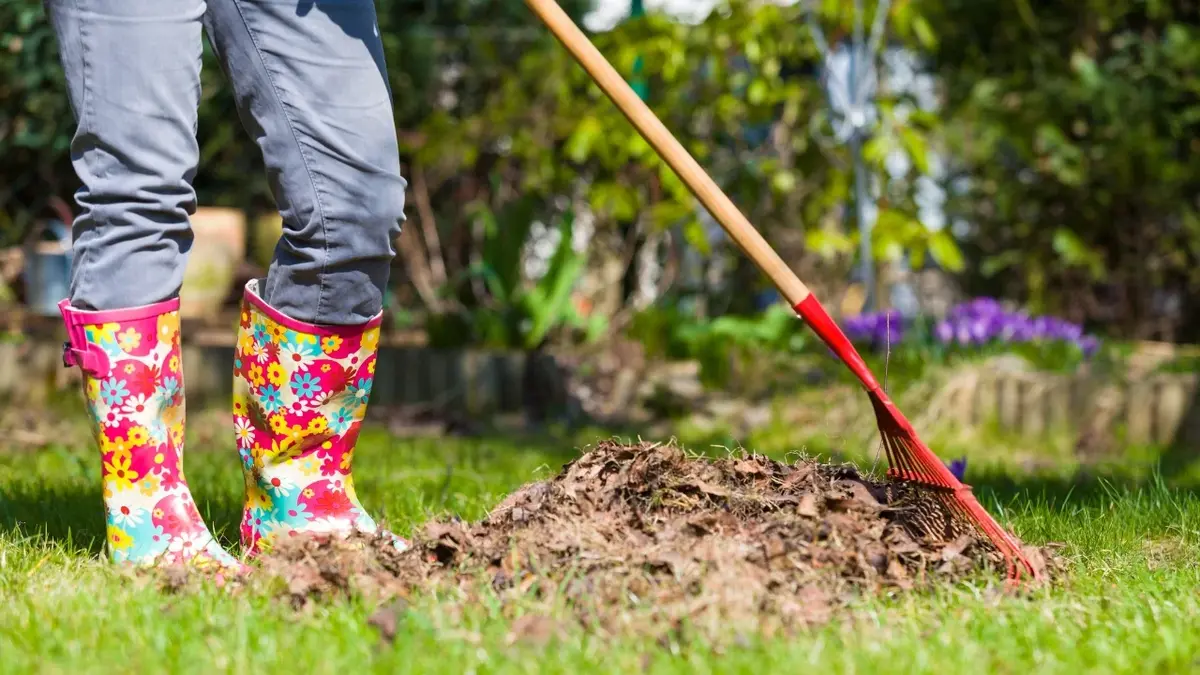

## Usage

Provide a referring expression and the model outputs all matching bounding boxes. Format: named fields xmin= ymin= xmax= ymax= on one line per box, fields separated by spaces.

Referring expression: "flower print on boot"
xmin=232 ymin=279 xmax=408 ymax=557
xmin=59 ymin=297 xmax=242 ymax=571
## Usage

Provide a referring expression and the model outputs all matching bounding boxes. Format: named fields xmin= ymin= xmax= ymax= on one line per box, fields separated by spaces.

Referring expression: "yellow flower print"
xmin=244 ymin=473 xmax=273 ymax=511
xmin=265 ymin=438 xmax=298 ymax=461
xmin=249 ymin=363 xmax=266 ymax=388
xmin=251 ymin=443 xmax=266 ymax=465
xmin=127 ymin=426 xmax=149 ymax=447
xmin=107 ymin=525 xmax=133 ymax=551
xmin=320 ymin=363 xmax=332 ymax=373
xmin=270 ymin=324 xmax=286 ymax=342
xmin=88 ymin=323 xmax=120 ymax=344
xmin=295 ymin=333 xmax=318 ymax=346
xmin=168 ymin=354 xmax=180 ymax=373
xmin=237 ymin=331 xmax=255 ymax=354
xmin=321 ymin=335 xmax=343 ymax=354
xmin=360 ymin=327 xmax=380 ymax=352
xmin=233 ymin=393 xmax=247 ymax=417
xmin=123 ymin=363 xmax=137 ymax=375
xmin=107 ymin=436 xmax=132 ymax=456
xmin=302 ymin=487 xmax=315 ymax=499
xmin=368 ymin=360 xmax=376 ymax=375
xmin=307 ymin=416 xmax=329 ymax=435
xmin=104 ymin=449 xmax=139 ymax=491
xmin=99 ymin=434 xmax=120 ymax=455
xmin=287 ymin=424 xmax=307 ymax=445
xmin=339 ymin=449 xmax=353 ymax=471
xmin=140 ymin=474 xmax=160 ymax=497
xmin=299 ymin=458 xmax=319 ymax=476
xmin=162 ymin=402 xmax=183 ymax=429
xmin=117 ymin=327 xmax=141 ymax=352
xmin=157 ymin=312 xmax=180 ymax=343
xmin=86 ymin=379 xmax=101 ymax=400
xmin=269 ymin=414 xmax=289 ymax=434
xmin=153 ymin=507 xmax=164 ymax=519
xmin=267 ymin=363 xmax=287 ymax=387
xmin=170 ymin=424 xmax=185 ymax=448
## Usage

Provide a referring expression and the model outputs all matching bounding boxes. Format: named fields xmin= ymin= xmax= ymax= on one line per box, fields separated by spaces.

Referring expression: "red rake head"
xmin=793 ymin=295 xmax=1040 ymax=584
xmin=868 ymin=390 xmax=1041 ymax=584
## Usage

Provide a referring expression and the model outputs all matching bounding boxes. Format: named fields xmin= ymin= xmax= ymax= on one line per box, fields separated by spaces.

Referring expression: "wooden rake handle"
xmin=524 ymin=0 xmax=812 ymax=308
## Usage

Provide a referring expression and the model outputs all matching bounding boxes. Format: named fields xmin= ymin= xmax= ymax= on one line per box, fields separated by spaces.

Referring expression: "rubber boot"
xmin=231 ymin=279 xmax=408 ymax=556
xmin=59 ymin=297 xmax=241 ymax=569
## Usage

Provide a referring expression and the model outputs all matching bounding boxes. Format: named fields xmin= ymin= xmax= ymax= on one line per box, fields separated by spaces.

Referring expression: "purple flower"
xmin=955 ymin=320 xmax=973 ymax=345
xmin=841 ymin=310 xmax=906 ymax=349
xmin=969 ymin=317 xmax=992 ymax=343
xmin=934 ymin=319 xmax=953 ymax=343
xmin=843 ymin=315 xmax=871 ymax=342
xmin=1078 ymin=335 xmax=1100 ymax=357
xmin=947 ymin=457 xmax=967 ymax=481
xmin=841 ymin=298 xmax=1101 ymax=361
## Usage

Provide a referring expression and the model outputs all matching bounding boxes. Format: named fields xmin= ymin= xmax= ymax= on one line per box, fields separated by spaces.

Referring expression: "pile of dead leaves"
xmin=246 ymin=441 xmax=1062 ymax=641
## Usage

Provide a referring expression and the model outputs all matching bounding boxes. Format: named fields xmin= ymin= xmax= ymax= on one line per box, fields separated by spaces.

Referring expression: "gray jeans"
xmin=46 ymin=0 xmax=406 ymax=325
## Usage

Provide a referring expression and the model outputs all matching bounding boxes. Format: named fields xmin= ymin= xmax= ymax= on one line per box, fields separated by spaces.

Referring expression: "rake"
xmin=524 ymin=0 xmax=1039 ymax=582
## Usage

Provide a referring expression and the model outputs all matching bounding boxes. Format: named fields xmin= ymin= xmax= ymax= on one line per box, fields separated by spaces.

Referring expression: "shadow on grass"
xmin=0 ymin=423 xmax=591 ymax=557
xmin=0 ymin=454 xmax=248 ymax=557
xmin=5 ymin=410 xmax=1195 ymax=558
xmin=0 ymin=475 xmax=108 ymax=556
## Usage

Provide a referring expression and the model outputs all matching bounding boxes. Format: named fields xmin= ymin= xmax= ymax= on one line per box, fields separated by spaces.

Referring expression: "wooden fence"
xmin=935 ymin=368 xmax=1200 ymax=446
xmin=0 ymin=330 xmax=564 ymax=416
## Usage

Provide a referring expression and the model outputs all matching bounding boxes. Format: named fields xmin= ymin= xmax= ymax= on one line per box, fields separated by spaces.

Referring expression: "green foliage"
xmin=923 ymin=0 xmax=1200 ymax=340
xmin=629 ymin=303 xmax=812 ymax=388
xmin=0 ymin=0 xmax=593 ymax=224
xmin=17 ymin=0 xmax=1199 ymax=349
xmin=412 ymin=0 xmax=949 ymax=317
xmin=0 ymin=1 xmax=74 ymax=244
xmin=425 ymin=204 xmax=602 ymax=350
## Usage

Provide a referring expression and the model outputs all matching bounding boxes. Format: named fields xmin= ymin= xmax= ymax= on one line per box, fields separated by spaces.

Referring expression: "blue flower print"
xmin=156 ymin=376 xmax=180 ymax=402
xmin=100 ymin=378 xmax=130 ymax=406
xmin=328 ymin=407 xmax=355 ymax=435
xmin=281 ymin=331 xmax=323 ymax=358
xmin=259 ymin=385 xmax=284 ymax=414
xmin=290 ymin=373 xmax=322 ymax=400
xmin=253 ymin=322 xmax=272 ymax=347
xmin=348 ymin=377 xmax=372 ymax=402
xmin=147 ymin=419 xmax=168 ymax=445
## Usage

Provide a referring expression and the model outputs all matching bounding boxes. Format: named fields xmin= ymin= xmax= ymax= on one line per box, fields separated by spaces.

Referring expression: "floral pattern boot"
xmin=58 ymin=297 xmax=241 ymax=570
xmin=232 ymin=279 xmax=408 ymax=556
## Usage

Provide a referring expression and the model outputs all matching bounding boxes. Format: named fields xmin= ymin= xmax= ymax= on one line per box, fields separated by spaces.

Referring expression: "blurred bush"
xmin=0 ymin=0 xmax=592 ymax=240
xmin=923 ymin=0 xmax=1200 ymax=341
xmin=8 ymin=0 xmax=1197 ymax=349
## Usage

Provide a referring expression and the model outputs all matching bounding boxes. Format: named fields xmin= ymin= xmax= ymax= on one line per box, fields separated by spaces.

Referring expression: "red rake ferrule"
xmin=793 ymin=296 xmax=881 ymax=393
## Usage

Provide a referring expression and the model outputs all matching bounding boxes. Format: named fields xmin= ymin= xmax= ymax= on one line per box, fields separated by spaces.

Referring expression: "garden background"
xmin=3 ymin=0 xmax=1200 ymax=672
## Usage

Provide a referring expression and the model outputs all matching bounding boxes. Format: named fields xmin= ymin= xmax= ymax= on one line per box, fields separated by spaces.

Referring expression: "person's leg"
xmin=204 ymin=0 xmax=405 ymax=325
xmin=202 ymin=0 xmax=407 ymax=556
xmin=47 ymin=0 xmax=239 ymax=569
xmin=49 ymin=0 xmax=203 ymax=311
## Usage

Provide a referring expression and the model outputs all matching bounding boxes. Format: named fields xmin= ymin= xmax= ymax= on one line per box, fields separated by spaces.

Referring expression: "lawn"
xmin=2 ymin=415 xmax=1199 ymax=674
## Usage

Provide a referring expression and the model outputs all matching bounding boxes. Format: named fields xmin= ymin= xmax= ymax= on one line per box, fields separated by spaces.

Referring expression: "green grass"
xmin=2 ymin=421 xmax=1200 ymax=674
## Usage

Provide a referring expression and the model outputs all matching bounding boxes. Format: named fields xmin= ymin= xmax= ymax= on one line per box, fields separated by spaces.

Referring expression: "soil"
xmin=163 ymin=441 xmax=1065 ymax=641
